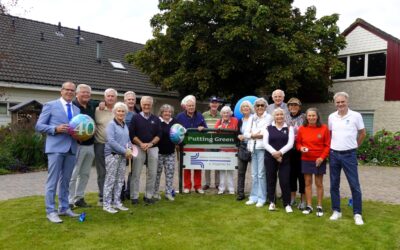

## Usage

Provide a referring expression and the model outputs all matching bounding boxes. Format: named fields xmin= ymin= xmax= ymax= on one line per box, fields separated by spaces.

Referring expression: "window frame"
xmin=0 ymin=102 xmax=20 ymax=116
xmin=358 ymin=111 xmax=374 ymax=135
xmin=333 ymin=50 xmax=386 ymax=81
xmin=109 ymin=60 xmax=127 ymax=71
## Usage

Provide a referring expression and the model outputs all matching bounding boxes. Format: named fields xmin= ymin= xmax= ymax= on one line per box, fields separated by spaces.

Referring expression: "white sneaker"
xmin=302 ymin=206 xmax=313 ymax=215
xmin=103 ymin=206 xmax=118 ymax=214
xmin=246 ymin=200 xmax=256 ymax=205
xmin=153 ymin=194 xmax=161 ymax=200
xmin=329 ymin=211 xmax=342 ymax=221
xmin=183 ymin=188 xmax=190 ymax=194
xmin=47 ymin=212 xmax=63 ymax=223
xmin=217 ymin=190 xmax=224 ymax=195
xmin=354 ymin=214 xmax=364 ymax=225
xmin=195 ymin=189 xmax=205 ymax=194
xmin=229 ymin=190 xmax=235 ymax=195
xmin=285 ymin=205 xmax=293 ymax=213
xmin=114 ymin=204 xmax=129 ymax=211
xmin=255 ymin=202 xmax=264 ymax=208
xmin=316 ymin=206 xmax=324 ymax=217
xmin=165 ymin=194 xmax=175 ymax=201
xmin=269 ymin=203 xmax=276 ymax=211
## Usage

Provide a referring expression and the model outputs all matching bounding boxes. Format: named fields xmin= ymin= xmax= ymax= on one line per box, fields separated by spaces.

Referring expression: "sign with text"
xmin=182 ymin=129 xmax=238 ymax=170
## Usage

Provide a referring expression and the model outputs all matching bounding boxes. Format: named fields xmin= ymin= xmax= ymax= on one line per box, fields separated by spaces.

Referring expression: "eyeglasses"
xmin=255 ymin=104 xmax=265 ymax=107
xmin=62 ymin=88 xmax=75 ymax=92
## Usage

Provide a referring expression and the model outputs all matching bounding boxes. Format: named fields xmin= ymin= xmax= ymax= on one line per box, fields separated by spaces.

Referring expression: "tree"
xmin=127 ymin=0 xmax=346 ymax=103
xmin=0 ymin=0 xmax=18 ymax=14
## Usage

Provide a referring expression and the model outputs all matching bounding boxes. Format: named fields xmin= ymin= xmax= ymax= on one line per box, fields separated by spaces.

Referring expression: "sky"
xmin=8 ymin=0 xmax=400 ymax=44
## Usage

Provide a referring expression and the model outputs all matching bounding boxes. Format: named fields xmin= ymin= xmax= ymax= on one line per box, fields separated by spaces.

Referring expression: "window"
xmin=368 ymin=53 xmax=386 ymax=77
xmin=0 ymin=103 xmax=6 ymax=115
xmin=0 ymin=102 xmax=20 ymax=116
xmin=349 ymin=54 xmax=365 ymax=77
xmin=332 ymin=57 xmax=347 ymax=79
xmin=360 ymin=112 xmax=374 ymax=135
xmin=333 ymin=51 xmax=386 ymax=80
xmin=109 ymin=60 xmax=126 ymax=71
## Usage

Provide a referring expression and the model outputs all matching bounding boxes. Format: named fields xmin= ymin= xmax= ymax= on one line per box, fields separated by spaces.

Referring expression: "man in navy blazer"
xmin=36 ymin=81 xmax=81 ymax=223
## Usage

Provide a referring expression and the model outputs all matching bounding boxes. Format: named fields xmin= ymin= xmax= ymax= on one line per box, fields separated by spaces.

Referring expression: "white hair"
xmin=333 ymin=91 xmax=349 ymax=101
xmin=104 ymin=88 xmax=118 ymax=97
xmin=112 ymin=102 xmax=128 ymax=114
xmin=140 ymin=96 xmax=153 ymax=105
xmin=124 ymin=91 xmax=136 ymax=100
xmin=240 ymin=100 xmax=254 ymax=114
xmin=253 ymin=97 xmax=268 ymax=107
xmin=76 ymin=84 xmax=91 ymax=93
xmin=181 ymin=95 xmax=196 ymax=106
xmin=159 ymin=104 xmax=174 ymax=116
xmin=272 ymin=89 xmax=285 ymax=97
xmin=220 ymin=105 xmax=233 ymax=116
xmin=272 ymin=107 xmax=285 ymax=120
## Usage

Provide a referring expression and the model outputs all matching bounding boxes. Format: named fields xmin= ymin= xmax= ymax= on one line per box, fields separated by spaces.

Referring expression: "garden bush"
xmin=0 ymin=126 xmax=46 ymax=173
xmin=358 ymin=129 xmax=400 ymax=166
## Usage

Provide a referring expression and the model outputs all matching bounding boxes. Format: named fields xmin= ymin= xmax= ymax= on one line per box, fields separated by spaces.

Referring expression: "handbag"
xmin=238 ymin=142 xmax=251 ymax=161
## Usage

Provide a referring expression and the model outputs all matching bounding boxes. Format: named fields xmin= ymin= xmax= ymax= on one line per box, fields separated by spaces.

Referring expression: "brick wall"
xmin=312 ymin=78 xmax=400 ymax=133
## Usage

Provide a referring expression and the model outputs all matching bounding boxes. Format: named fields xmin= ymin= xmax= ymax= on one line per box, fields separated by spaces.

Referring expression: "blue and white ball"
xmin=170 ymin=123 xmax=186 ymax=144
xmin=68 ymin=114 xmax=96 ymax=142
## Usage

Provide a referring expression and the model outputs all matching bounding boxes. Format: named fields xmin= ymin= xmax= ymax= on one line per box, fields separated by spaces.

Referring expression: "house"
xmin=0 ymin=14 xmax=180 ymax=126
xmin=316 ymin=18 xmax=400 ymax=134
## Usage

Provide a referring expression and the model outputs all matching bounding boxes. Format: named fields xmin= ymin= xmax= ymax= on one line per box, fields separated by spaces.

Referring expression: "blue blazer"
xmin=35 ymin=99 xmax=80 ymax=154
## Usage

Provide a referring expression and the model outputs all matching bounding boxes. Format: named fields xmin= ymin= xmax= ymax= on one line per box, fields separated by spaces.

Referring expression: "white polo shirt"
xmin=328 ymin=109 xmax=365 ymax=151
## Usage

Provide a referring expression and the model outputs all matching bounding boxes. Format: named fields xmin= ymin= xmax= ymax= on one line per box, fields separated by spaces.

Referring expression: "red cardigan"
xmin=215 ymin=117 xmax=238 ymax=130
xmin=296 ymin=124 xmax=331 ymax=161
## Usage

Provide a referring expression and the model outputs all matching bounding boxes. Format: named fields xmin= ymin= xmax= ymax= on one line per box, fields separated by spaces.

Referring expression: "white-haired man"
xmin=328 ymin=92 xmax=366 ymax=225
xmin=94 ymin=88 xmax=117 ymax=205
xmin=68 ymin=84 xmax=100 ymax=208
xmin=176 ymin=96 xmax=207 ymax=194
xmin=129 ymin=96 xmax=161 ymax=205
xmin=267 ymin=89 xmax=288 ymax=115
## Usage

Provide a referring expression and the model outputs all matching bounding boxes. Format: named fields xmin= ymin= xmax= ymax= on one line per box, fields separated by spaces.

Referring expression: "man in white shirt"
xmin=328 ymin=92 xmax=366 ymax=225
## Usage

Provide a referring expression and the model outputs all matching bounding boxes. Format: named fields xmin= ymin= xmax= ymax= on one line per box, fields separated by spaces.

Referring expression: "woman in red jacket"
xmin=296 ymin=108 xmax=330 ymax=217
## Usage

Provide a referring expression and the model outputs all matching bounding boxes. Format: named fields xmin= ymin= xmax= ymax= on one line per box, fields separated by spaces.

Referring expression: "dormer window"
xmin=109 ymin=60 xmax=126 ymax=71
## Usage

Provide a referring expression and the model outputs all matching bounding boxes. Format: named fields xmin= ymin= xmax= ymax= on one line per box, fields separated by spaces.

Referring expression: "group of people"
xmin=36 ymin=82 xmax=178 ymax=222
xmin=36 ymin=83 xmax=366 ymax=226
xmin=237 ymin=90 xmax=366 ymax=226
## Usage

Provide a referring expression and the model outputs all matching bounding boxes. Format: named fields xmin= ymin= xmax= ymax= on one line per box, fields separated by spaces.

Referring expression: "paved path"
xmin=0 ymin=165 xmax=399 ymax=204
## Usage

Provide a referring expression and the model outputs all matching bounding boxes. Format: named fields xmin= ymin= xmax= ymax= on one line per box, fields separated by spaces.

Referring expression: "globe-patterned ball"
xmin=169 ymin=123 xmax=186 ymax=144
xmin=68 ymin=114 xmax=96 ymax=142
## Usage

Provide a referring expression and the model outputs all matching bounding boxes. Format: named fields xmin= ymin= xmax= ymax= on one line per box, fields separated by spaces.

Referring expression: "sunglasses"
xmin=255 ymin=104 xmax=265 ymax=107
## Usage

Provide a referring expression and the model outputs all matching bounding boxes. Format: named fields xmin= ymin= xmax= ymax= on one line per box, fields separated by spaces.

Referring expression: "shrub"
xmin=8 ymin=130 xmax=47 ymax=170
xmin=358 ymin=129 xmax=400 ymax=166
xmin=0 ymin=146 xmax=15 ymax=174
xmin=0 ymin=126 xmax=46 ymax=173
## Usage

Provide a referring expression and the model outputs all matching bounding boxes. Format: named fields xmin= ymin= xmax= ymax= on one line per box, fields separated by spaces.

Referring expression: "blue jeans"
xmin=249 ymin=149 xmax=266 ymax=204
xmin=329 ymin=149 xmax=362 ymax=215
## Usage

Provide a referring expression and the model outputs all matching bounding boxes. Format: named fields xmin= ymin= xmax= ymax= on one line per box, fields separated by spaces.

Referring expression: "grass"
xmin=0 ymin=193 xmax=399 ymax=250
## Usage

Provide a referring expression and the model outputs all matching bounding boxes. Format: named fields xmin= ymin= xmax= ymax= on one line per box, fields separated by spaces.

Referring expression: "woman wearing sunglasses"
xmin=243 ymin=98 xmax=272 ymax=208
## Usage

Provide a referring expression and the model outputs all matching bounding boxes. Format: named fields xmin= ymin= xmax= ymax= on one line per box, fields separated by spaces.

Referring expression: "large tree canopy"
xmin=127 ymin=0 xmax=346 ymax=102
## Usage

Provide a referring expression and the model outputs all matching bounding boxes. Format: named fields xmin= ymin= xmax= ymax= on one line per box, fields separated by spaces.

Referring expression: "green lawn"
xmin=0 ymin=193 xmax=399 ymax=250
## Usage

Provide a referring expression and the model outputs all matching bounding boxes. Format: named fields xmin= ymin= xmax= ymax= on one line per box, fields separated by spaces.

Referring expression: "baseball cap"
xmin=209 ymin=96 xmax=221 ymax=103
